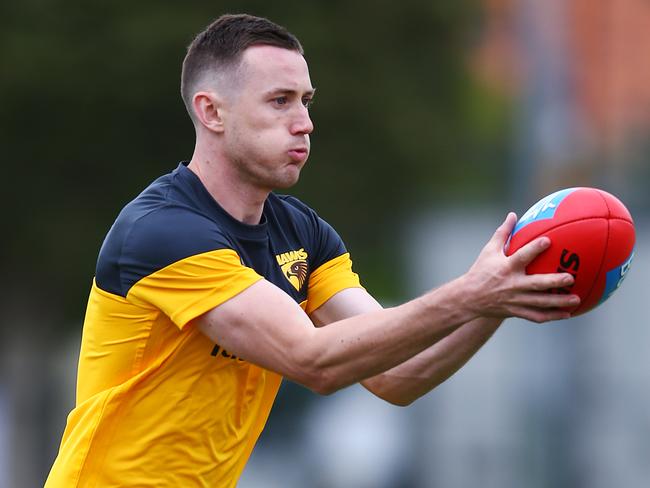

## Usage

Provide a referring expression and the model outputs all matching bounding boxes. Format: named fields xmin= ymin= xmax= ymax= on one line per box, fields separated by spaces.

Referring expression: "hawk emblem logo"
xmin=275 ymin=248 xmax=309 ymax=291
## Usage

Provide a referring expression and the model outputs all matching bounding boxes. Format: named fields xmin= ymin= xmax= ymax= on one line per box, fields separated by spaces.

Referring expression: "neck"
xmin=188 ymin=151 xmax=268 ymax=225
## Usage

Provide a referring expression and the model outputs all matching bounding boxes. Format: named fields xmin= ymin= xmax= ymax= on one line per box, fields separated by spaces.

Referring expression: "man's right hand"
xmin=461 ymin=212 xmax=579 ymax=323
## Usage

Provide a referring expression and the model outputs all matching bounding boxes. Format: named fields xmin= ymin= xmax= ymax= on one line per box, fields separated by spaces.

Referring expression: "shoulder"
xmin=268 ymin=193 xmax=324 ymax=228
xmin=124 ymin=201 xmax=230 ymax=258
xmin=271 ymin=193 xmax=314 ymax=213
xmin=96 ymin=188 xmax=233 ymax=296
xmin=269 ymin=193 xmax=348 ymax=267
xmin=268 ymin=193 xmax=339 ymax=243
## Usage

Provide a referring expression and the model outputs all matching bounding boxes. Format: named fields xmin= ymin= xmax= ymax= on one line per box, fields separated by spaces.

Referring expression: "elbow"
xmin=380 ymin=382 xmax=445 ymax=407
xmin=389 ymin=396 xmax=416 ymax=407
xmin=290 ymin=349 xmax=343 ymax=396
xmin=298 ymin=365 xmax=341 ymax=396
xmin=363 ymin=375 xmax=432 ymax=407
xmin=376 ymin=391 xmax=416 ymax=407
xmin=310 ymin=377 xmax=340 ymax=396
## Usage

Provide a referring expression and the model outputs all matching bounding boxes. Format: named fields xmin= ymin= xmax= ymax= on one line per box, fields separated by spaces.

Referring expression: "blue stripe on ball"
xmin=512 ymin=188 xmax=578 ymax=236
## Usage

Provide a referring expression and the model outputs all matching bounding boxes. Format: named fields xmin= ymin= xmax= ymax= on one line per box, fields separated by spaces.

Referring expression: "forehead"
xmin=239 ymin=45 xmax=313 ymax=91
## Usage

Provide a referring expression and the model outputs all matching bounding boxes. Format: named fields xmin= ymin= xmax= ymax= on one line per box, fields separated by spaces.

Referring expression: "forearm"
xmin=200 ymin=212 xmax=579 ymax=396
xmin=200 ymin=278 xmax=479 ymax=395
xmin=301 ymin=290 xmax=473 ymax=393
xmin=361 ymin=316 xmax=503 ymax=406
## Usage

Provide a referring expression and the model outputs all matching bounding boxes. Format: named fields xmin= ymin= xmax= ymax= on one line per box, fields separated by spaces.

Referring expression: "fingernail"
xmin=570 ymin=295 xmax=580 ymax=304
xmin=539 ymin=237 xmax=550 ymax=248
xmin=564 ymin=275 xmax=574 ymax=285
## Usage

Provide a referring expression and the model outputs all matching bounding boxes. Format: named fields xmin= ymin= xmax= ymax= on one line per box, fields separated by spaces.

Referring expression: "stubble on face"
xmin=218 ymin=46 xmax=312 ymax=192
xmin=226 ymin=129 xmax=306 ymax=191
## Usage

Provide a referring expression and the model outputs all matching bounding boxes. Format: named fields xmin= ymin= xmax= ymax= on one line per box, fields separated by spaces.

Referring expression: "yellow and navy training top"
xmin=46 ymin=162 xmax=362 ymax=488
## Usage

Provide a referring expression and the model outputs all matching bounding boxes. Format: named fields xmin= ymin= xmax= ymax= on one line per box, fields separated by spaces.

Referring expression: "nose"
xmin=290 ymin=105 xmax=314 ymax=135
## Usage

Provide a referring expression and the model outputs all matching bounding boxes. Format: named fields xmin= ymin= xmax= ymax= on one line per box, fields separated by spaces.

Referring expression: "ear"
xmin=192 ymin=91 xmax=225 ymax=133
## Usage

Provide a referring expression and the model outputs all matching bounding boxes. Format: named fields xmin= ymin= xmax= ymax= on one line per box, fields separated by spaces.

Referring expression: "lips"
xmin=288 ymin=147 xmax=309 ymax=161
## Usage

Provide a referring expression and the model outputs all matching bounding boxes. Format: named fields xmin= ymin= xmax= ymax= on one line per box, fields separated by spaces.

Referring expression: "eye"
xmin=302 ymin=97 xmax=314 ymax=109
xmin=273 ymin=96 xmax=288 ymax=106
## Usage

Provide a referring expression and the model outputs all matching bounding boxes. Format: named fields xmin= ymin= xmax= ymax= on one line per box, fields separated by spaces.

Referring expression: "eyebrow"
xmin=264 ymin=87 xmax=317 ymax=97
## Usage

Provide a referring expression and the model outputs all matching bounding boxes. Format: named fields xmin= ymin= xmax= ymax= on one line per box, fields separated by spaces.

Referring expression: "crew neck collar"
xmin=175 ymin=161 xmax=269 ymax=240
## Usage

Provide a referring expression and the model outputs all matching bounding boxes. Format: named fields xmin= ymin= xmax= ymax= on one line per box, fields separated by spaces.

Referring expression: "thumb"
xmin=489 ymin=212 xmax=517 ymax=251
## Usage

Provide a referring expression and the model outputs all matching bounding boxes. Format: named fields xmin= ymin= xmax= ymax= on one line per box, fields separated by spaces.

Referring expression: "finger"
xmin=522 ymin=272 xmax=575 ymax=291
xmin=509 ymin=305 xmax=572 ymax=323
xmin=510 ymin=236 xmax=551 ymax=268
xmin=514 ymin=291 xmax=580 ymax=309
xmin=488 ymin=212 xmax=518 ymax=251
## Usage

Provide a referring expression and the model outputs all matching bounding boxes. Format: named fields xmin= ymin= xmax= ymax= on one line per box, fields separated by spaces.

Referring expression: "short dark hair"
xmin=181 ymin=14 xmax=304 ymax=120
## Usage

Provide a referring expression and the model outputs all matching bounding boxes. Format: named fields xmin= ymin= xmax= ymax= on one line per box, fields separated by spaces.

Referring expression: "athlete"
xmin=45 ymin=13 xmax=580 ymax=487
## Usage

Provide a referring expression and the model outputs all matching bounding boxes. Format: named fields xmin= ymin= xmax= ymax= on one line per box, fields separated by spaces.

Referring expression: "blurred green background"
xmin=1 ymin=0 xmax=507 ymax=326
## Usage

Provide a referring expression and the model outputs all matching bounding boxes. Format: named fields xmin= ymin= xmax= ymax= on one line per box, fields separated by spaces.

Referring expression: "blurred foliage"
xmin=1 ymin=0 xmax=510 ymax=331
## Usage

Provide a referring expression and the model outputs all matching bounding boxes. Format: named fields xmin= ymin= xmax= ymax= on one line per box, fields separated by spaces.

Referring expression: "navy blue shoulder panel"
xmin=95 ymin=163 xmax=350 ymax=298
xmin=96 ymin=172 xmax=232 ymax=297
xmin=272 ymin=194 xmax=347 ymax=270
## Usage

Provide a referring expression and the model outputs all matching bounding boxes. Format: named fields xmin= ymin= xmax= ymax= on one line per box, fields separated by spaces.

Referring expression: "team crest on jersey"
xmin=276 ymin=248 xmax=308 ymax=291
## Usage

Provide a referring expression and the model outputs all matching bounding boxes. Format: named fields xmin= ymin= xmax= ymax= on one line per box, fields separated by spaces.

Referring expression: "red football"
xmin=506 ymin=187 xmax=635 ymax=316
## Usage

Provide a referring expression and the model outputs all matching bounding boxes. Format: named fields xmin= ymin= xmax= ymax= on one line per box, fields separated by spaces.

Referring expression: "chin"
xmin=271 ymin=165 xmax=303 ymax=189
xmin=250 ymin=170 xmax=301 ymax=192
xmin=273 ymin=174 xmax=301 ymax=190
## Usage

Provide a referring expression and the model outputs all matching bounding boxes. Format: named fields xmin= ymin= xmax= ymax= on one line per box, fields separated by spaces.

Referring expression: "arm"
xmin=196 ymin=213 xmax=578 ymax=395
xmin=310 ymin=287 xmax=503 ymax=406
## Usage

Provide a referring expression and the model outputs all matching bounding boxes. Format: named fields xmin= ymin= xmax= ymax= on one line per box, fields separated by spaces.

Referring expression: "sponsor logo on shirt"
xmin=210 ymin=343 xmax=245 ymax=361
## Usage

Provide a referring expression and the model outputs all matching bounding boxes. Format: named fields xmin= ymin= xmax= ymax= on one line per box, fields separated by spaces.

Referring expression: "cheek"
xmin=233 ymin=113 xmax=284 ymax=138
xmin=249 ymin=121 xmax=289 ymax=150
xmin=225 ymin=109 xmax=290 ymax=156
xmin=227 ymin=125 xmax=285 ymax=163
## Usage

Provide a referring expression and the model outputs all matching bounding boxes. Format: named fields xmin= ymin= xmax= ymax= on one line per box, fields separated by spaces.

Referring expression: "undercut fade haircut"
xmin=181 ymin=14 xmax=304 ymax=122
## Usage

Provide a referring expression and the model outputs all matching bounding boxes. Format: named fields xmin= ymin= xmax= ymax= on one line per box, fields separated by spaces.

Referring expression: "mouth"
xmin=288 ymin=147 xmax=309 ymax=162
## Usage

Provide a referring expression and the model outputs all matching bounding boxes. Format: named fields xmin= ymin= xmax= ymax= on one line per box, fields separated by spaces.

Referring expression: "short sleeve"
xmin=298 ymin=203 xmax=363 ymax=313
xmin=305 ymin=252 xmax=362 ymax=314
xmin=278 ymin=195 xmax=348 ymax=270
xmin=96 ymin=205 xmax=263 ymax=329
xmin=311 ymin=214 xmax=348 ymax=270
xmin=277 ymin=196 xmax=364 ymax=313
xmin=127 ymin=248 xmax=262 ymax=329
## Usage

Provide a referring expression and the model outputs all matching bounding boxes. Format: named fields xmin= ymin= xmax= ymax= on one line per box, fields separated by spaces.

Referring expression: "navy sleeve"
xmin=96 ymin=204 xmax=232 ymax=297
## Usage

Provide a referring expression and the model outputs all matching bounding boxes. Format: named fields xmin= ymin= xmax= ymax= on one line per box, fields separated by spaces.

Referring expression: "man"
xmin=46 ymin=13 xmax=579 ymax=487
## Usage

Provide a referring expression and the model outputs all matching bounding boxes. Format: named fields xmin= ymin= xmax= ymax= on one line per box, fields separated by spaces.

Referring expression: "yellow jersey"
xmin=46 ymin=163 xmax=361 ymax=487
